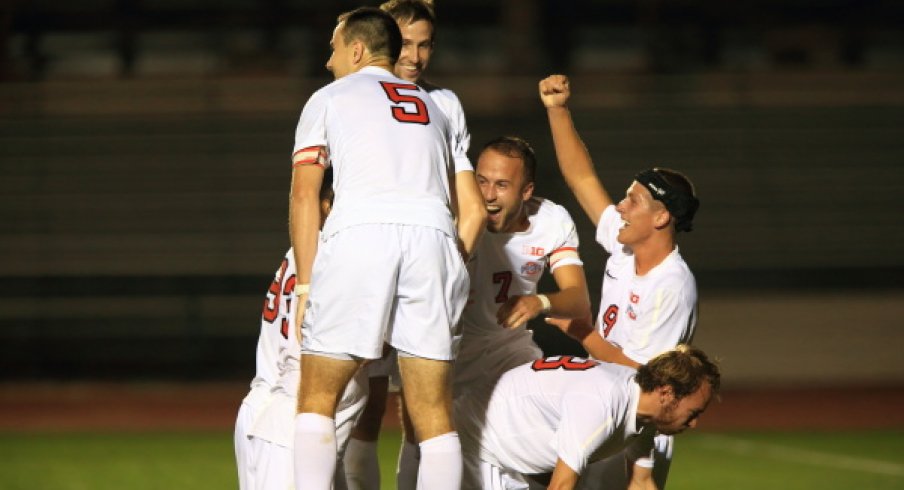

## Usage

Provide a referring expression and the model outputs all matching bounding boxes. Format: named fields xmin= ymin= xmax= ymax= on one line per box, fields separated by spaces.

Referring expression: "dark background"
xmin=1 ymin=0 xmax=902 ymax=387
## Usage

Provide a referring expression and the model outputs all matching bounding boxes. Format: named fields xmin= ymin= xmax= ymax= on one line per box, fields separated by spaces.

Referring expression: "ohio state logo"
xmin=521 ymin=261 xmax=542 ymax=275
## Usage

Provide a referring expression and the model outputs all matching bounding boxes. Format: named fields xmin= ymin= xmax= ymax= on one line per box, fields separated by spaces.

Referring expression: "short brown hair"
xmin=381 ymin=0 xmax=436 ymax=37
xmin=337 ymin=7 xmax=402 ymax=64
xmin=635 ymin=345 xmax=721 ymax=399
xmin=479 ymin=136 xmax=538 ymax=185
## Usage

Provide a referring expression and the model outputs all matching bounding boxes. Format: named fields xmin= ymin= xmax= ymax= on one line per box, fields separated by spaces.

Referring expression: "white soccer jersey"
xmin=453 ymin=198 xmax=582 ymax=395
xmin=459 ymin=198 xmax=582 ymax=339
xmin=293 ymin=66 xmax=457 ymax=239
xmin=595 ymin=205 xmax=697 ymax=365
xmin=424 ymin=84 xmax=473 ymax=174
xmin=244 ymin=248 xmax=368 ymax=447
xmin=241 ymin=248 xmax=299 ymax=411
xmin=455 ymin=357 xmax=655 ymax=479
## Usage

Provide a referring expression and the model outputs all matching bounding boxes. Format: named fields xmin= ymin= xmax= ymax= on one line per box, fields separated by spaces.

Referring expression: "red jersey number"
xmin=262 ymin=258 xmax=296 ymax=340
xmin=380 ymin=82 xmax=430 ymax=125
xmin=492 ymin=271 xmax=512 ymax=303
xmin=531 ymin=356 xmax=598 ymax=371
xmin=601 ymin=304 xmax=618 ymax=337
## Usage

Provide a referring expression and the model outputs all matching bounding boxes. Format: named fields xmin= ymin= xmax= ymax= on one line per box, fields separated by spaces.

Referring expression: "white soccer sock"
xmin=415 ymin=432 xmax=462 ymax=490
xmin=293 ymin=413 xmax=337 ymax=490
xmin=396 ymin=440 xmax=420 ymax=490
xmin=343 ymin=438 xmax=380 ymax=490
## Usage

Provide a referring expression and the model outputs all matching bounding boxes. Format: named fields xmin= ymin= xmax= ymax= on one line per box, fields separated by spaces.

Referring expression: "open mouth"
xmin=399 ymin=64 xmax=420 ymax=77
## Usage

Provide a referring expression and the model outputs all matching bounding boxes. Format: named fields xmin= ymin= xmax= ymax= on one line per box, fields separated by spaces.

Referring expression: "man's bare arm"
xmin=539 ymin=75 xmax=613 ymax=226
xmin=452 ymin=170 xmax=487 ymax=262
xmin=289 ymin=163 xmax=325 ymax=339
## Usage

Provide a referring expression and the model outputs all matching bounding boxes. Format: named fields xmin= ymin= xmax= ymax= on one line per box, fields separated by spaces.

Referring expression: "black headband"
xmin=634 ymin=169 xmax=699 ymax=232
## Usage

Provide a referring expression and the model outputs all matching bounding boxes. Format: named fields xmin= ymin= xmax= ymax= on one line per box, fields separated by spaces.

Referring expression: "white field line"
xmin=695 ymin=434 xmax=904 ymax=477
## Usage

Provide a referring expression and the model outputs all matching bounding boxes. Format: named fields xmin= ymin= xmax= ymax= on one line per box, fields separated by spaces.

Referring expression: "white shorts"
xmin=453 ymin=329 xmax=542 ymax=399
xmin=463 ymin=460 xmax=530 ymax=490
xmin=236 ymin=384 xmax=274 ymax=490
xmin=249 ymin=369 xmax=369 ymax=450
xmin=303 ymin=224 xmax=469 ymax=361
xmin=235 ymin=401 xmax=259 ymax=490
xmin=238 ymin=437 xmax=348 ymax=490
xmin=243 ymin=370 xmax=369 ymax=490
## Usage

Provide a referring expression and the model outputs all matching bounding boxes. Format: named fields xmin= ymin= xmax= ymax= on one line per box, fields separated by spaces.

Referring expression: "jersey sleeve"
xmin=621 ymin=279 xmax=697 ymax=364
xmin=292 ymin=89 xmax=331 ymax=168
xmin=548 ymin=204 xmax=583 ymax=273
xmin=555 ymin=394 xmax=618 ymax=476
xmin=433 ymin=89 xmax=473 ymax=174
xmin=594 ymin=205 xmax=622 ymax=254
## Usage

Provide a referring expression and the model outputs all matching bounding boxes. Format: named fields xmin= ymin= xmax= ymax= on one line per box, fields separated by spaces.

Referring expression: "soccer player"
xmin=391 ymin=136 xmax=594 ymax=489
xmin=539 ymin=74 xmax=701 ymax=489
xmin=235 ymin=171 xmax=369 ymax=490
xmin=290 ymin=8 xmax=485 ymax=490
xmin=342 ymin=2 xmax=485 ymax=489
xmin=456 ymin=135 xmax=591 ymax=397
xmin=455 ymin=345 xmax=721 ymax=490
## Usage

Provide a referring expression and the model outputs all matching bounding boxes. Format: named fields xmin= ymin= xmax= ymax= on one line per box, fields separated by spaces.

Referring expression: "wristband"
xmin=294 ymin=283 xmax=310 ymax=296
xmin=537 ymin=294 xmax=551 ymax=313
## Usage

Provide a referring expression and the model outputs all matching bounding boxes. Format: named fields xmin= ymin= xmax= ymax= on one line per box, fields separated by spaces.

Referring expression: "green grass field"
xmin=1 ymin=429 xmax=901 ymax=489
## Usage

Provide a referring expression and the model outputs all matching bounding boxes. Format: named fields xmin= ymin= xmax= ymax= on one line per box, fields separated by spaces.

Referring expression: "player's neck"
xmin=631 ymin=236 xmax=676 ymax=276
xmin=360 ymin=55 xmax=394 ymax=74
xmin=511 ymin=212 xmax=530 ymax=233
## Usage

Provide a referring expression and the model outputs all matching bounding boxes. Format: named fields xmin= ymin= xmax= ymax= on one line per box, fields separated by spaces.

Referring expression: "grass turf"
xmin=0 ymin=429 xmax=901 ymax=489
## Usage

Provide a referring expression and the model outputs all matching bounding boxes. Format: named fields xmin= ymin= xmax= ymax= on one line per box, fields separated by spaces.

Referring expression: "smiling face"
xmin=476 ymin=148 xmax=534 ymax=233
xmin=652 ymin=381 xmax=714 ymax=435
xmin=394 ymin=19 xmax=433 ymax=82
xmin=614 ymin=181 xmax=670 ymax=246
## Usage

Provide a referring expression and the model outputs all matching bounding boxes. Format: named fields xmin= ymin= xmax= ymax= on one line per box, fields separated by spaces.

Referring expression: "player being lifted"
xmin=341 ymin=2 xmax=486 ymax=489
xmin=290 ymin=7 xmax=484 ymax=490
xmin=540 ymin=74 xmax=701 ymax=489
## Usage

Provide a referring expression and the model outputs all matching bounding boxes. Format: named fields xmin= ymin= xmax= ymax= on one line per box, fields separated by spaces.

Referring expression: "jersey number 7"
xmin=380 ymin=81 xmax=430 ymax=125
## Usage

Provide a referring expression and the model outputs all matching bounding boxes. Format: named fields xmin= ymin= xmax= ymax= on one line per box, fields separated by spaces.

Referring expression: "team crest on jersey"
xmin=522 ymin=245 xmax=546 ymax=257
xmin=521 ymin=261 xmax=542 ymax=276
xmin=630 ymin=292 xmax=640 ymax=304
xmin=627 ymin=305 xmax=637 ymax=320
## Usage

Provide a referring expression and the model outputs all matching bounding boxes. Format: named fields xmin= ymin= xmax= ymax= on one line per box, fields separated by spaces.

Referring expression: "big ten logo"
xmin=522 ymin=245 xmax=545 ymax=257
xmin=521 ymin=261 xmax=542 ymax=276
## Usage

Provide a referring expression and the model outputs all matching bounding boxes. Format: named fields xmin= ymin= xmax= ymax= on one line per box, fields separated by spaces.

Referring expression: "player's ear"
xmin=653 ymin=206 xmax=672 ymax=231
xmin=521 ymin=181 xmax=535 ymax=202
xmin=657 ymin=384 xmax=676 ymax=406
xmin=351 ymin=40 xmax=365 ymax=65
